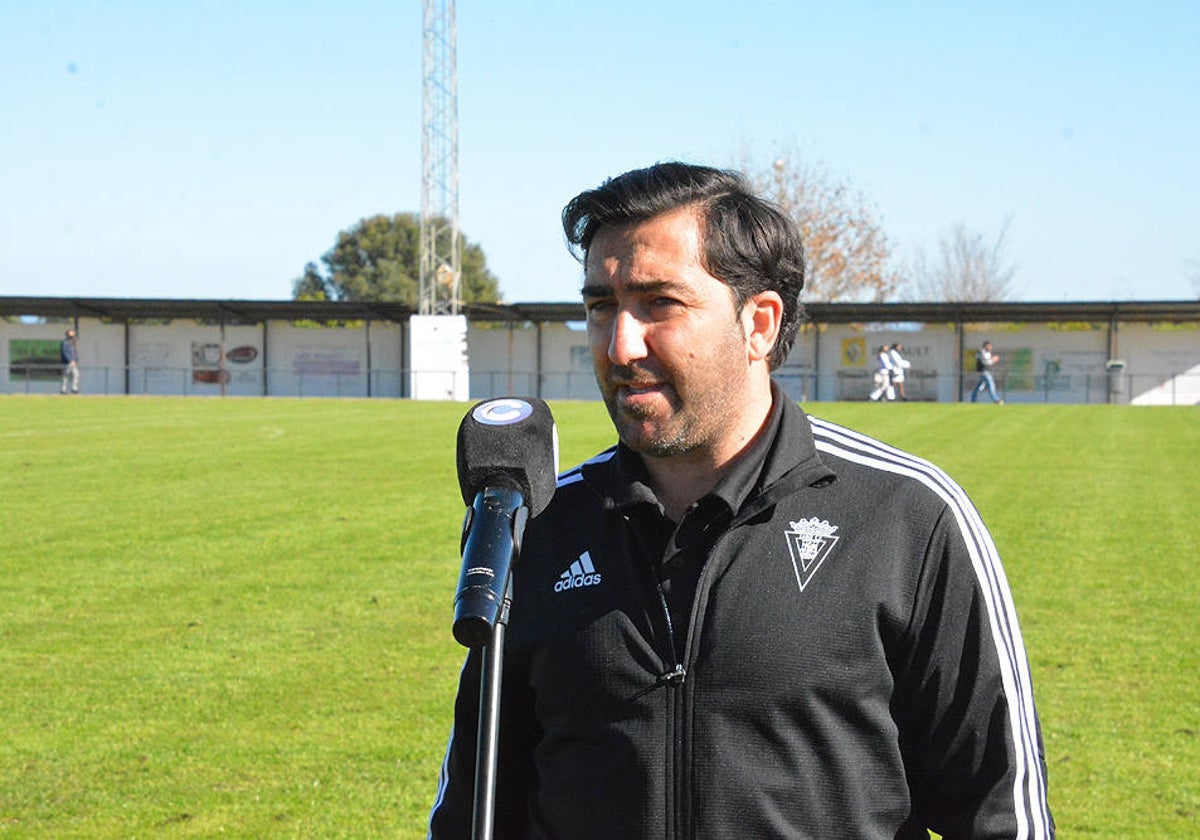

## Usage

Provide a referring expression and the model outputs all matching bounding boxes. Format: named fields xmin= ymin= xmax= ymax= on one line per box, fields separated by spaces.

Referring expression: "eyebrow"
xmin=580 ymin=279 xmax=679 ymax=299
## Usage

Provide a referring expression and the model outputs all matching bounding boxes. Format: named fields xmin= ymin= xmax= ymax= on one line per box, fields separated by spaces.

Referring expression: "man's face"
xmin=582 ymin=208 xmax=757 ymax=460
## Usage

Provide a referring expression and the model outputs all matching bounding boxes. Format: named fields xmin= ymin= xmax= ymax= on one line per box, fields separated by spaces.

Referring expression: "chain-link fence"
xmin=4 ymin=364 xmax=411 ymax=399
xmin=821 ymin=369 xmax=1199 ymax=405
xmin=5 ymin=363 xmax=1199 ymax=405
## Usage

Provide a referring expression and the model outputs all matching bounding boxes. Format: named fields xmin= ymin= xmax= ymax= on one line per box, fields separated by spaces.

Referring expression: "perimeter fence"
xmin=813 ymin=368 xmax=1200 ymax=405
xmin=6 ymin=364 xmax=1199 ymax=406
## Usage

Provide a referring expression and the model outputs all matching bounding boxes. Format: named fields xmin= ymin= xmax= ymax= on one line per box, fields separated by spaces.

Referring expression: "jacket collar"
xmin=581 ymin=380 xmax=837 ymax=515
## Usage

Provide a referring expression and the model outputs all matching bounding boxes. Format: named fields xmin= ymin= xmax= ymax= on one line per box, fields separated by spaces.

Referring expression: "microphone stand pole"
xmin=471 ymin=575 xmax=512 ymax=840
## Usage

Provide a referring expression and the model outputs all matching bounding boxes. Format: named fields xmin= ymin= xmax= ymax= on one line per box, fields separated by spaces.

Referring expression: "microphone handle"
xmin=453 ymin=485 xmax=529 ymax=648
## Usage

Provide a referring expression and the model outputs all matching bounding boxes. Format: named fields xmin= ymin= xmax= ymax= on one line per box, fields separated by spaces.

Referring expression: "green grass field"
xmin=2 ymin=396 xmax=1197 ymax=837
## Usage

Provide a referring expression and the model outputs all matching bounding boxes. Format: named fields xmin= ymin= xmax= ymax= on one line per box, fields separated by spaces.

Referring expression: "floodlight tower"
xmin=419 ymin=0 xmax=460 ymax=315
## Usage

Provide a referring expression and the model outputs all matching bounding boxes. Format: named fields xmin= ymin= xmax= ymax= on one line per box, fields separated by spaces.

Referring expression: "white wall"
xmin=265 ymin=319 xmax=405 ymax=398
xmin=1120 ymin=322 xmax=1200 ymax=405
xmin=125 ymin=321 xmax=265 ymax=396
xmin=3 ymin=315 xmax=1197 ymax=404
xmin=408 ymin=315 xmax=468 ymax=400
xmin=467 ymin=321 xmax=599 ymax=400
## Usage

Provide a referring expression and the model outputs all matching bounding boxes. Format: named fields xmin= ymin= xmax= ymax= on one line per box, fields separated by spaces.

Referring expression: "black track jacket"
xmin=429 ymin=394 xmax=1053 ymax=839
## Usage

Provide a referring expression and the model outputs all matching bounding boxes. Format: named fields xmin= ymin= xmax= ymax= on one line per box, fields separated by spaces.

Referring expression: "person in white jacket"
xmin=888 ymin=342 xmax=912 ymax=401
xmin=868 ymin=344 xmax=895 ymax=401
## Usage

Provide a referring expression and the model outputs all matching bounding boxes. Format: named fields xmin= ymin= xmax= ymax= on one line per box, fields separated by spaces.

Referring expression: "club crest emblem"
xmin=784 ymin=517 xmax=840 ymax=592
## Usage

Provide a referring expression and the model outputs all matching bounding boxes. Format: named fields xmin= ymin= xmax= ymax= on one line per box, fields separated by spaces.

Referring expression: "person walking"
xmin=429 ymin=162 xmax=1052 ymax=838
xmin=889 ymin=341 xmax=912 ymax=400
xmin=60 ymin=329 xmax=80 ymax=395
xmin=868 ymin=343 xmax=895 ymax=401
xmin=971 ymin=340 xmax=1004 ymax=403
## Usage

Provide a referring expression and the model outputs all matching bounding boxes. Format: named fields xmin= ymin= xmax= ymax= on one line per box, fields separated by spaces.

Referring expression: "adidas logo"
xmin=553 ymin=551 xmax=602 ymax=593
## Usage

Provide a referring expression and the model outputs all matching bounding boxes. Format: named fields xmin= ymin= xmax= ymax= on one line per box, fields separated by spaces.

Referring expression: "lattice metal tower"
xmin=419 ymin=0 xmax=460 ymax=315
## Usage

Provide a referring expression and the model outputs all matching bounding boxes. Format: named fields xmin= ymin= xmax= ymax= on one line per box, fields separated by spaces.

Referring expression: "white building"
xmin=3 ymin=297 xmax=1198 ymax=405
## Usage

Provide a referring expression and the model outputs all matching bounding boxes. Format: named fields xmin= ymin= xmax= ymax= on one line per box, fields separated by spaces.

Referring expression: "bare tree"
xmin=907 ymin=219 xmax=1017 ymax=302
xmin=743 ymin=152 xmax=901 ymax=302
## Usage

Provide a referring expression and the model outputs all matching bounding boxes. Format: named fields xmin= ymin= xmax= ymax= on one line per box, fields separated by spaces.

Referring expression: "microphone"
xmin=453 ymin=397 xmax=558 ymax=648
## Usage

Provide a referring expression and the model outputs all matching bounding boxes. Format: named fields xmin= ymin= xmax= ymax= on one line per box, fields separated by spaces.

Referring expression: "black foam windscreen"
xmin=456 ymin=397 xmax=559 ymax=517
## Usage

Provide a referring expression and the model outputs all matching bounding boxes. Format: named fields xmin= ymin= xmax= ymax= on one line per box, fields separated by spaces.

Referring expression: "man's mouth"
xmin=614 ymin=380 xmax=669 ymax=412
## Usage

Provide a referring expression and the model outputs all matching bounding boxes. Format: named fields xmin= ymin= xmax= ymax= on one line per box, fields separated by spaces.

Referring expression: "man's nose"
xmin=608 ymin=309 xmax=649 ymax=366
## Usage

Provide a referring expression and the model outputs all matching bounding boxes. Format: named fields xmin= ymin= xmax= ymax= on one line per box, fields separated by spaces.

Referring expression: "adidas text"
xmin=554 ymin=572 xmax=602 ymax=592
xmin=554 ymin=552 xmax=602 ymax=592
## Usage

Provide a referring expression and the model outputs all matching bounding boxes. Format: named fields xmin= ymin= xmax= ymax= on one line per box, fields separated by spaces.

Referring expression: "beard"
xmin=602 ymin=371 xmax=694 ymax=457
xmin=600 ymin=354 xmax=747 ymax=460
xmin=593 ymin=311 xmax=754 ymax=460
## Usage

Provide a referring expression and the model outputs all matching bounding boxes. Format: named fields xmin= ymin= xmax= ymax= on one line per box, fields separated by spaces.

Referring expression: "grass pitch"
xmin=1 ymin=396 xmax=1197 ymax=836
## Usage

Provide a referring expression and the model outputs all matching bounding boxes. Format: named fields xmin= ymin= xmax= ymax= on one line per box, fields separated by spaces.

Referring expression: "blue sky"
xmin=2 ymin=1 xmax=1197 ymax=304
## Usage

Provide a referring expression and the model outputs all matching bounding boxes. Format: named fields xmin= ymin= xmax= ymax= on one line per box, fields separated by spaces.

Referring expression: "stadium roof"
xmin=2 ymin=296 xmax=1199 ymax=325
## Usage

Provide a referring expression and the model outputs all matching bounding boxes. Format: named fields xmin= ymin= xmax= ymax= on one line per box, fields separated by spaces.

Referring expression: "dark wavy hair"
xmin=562 ymin=161 xmax=807 ymax=369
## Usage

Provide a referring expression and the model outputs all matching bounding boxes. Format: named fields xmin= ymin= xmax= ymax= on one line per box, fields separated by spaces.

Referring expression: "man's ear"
xmin=743 ymin=291 xmax=784 ymax=363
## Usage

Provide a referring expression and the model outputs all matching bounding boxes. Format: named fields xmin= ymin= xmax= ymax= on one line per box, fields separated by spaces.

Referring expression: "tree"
xmin=907 ymin=219 xmax=1016 ymax=302
xmin=743 ymin=152 xmax=901 ymax=302
xmin=293 ymin=212 xmax=501 ymax=304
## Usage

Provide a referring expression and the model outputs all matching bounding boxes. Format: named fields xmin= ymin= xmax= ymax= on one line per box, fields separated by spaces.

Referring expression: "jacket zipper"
xmin=624 ymin=509 xmax=702 ymax=838
xmin=654 ymin=579 xmax=687 ymax=682
xmin=653 ymin=574 xmax=685 ymax=840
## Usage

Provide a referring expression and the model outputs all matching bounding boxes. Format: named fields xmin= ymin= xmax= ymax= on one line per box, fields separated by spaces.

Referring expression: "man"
xmin=429 ymin=163 xmax=1052 ymax=838
xmin=890 ymin=341 xmax=913 ymax=400
xmin=60 ymin=328 xmax=80 ymax=395
xmin=869 ymin=343 xmax=896 ymax=401
xmin=972 ymin=340 xmax=1004 ymax=404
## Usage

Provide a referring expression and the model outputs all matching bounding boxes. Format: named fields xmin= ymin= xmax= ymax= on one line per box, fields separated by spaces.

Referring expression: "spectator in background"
xmin=889 ymin=342 xmax=912 ymax=401
xmin=868 ymin=343 xmax=895 ymax=402
xmin=972 ymin=340 xmax=1004 ymax=404
xmin=60 ymin=329 xmax=80 ymax=395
